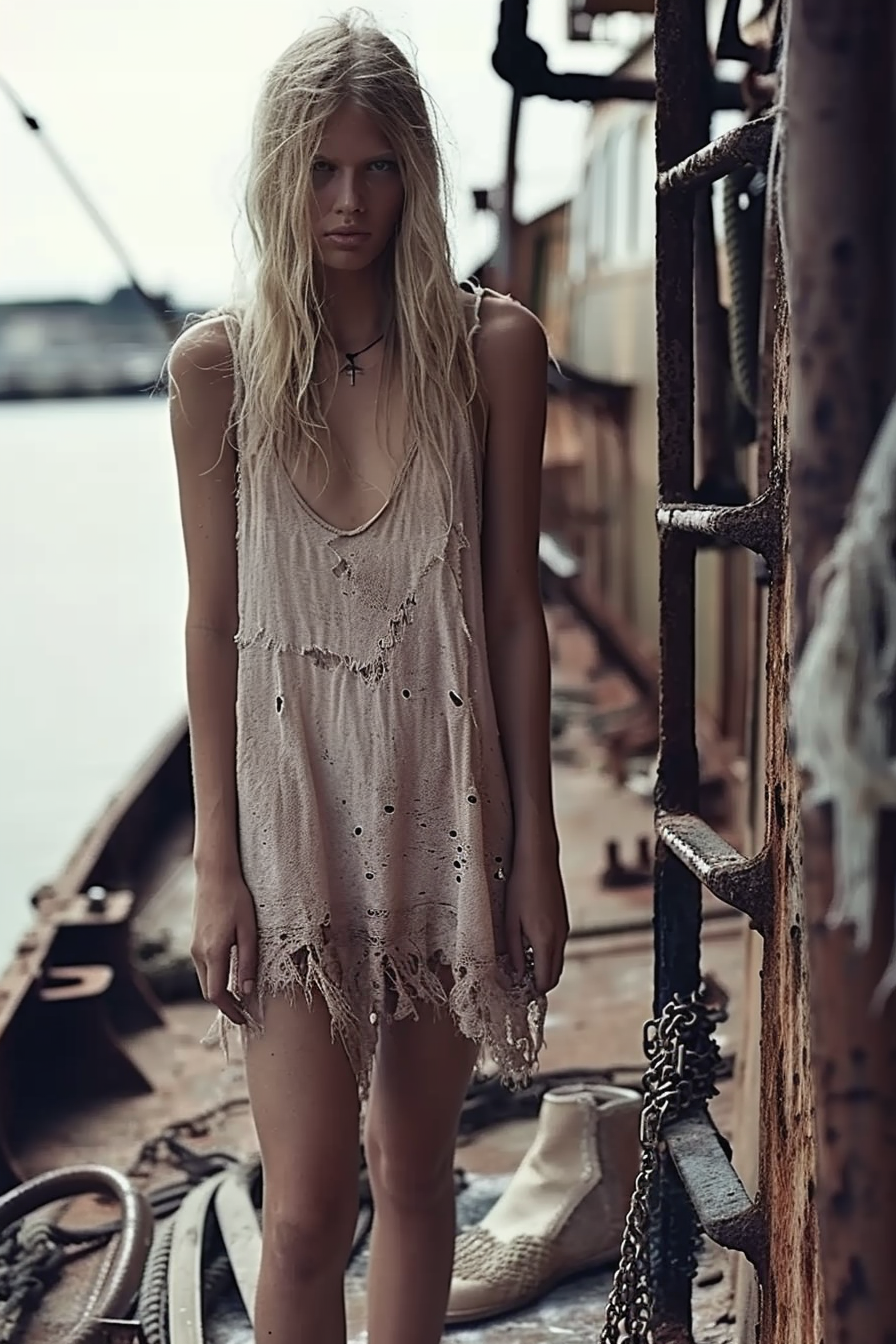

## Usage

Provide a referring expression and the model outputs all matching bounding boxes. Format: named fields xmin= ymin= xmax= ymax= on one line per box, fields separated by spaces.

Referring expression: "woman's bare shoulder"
xmin=474 ymin=294 xmax=547 ymax=390
xmin=168 ymin=314 xmax=235 ymax=398
xmin=476 ymin=292 xmax=542 ymax=340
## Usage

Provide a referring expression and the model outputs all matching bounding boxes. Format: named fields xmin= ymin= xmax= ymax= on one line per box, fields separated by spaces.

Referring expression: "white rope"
xmin=790 ymin=393 xmax=896 ymax=1008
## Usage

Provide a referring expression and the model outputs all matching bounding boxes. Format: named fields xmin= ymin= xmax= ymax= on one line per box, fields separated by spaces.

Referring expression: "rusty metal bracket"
xmin=664 ymin=1109 xmax=767 ymax=1278
xmin=717 ymin=0 xmax=775 ymax=73
xmin=492 ymin=0 xmax=745 ymax=109
xmin=657 ymin=813 xmax=772 ymax=934
xmin=656 ymin=488 xmax=782 ymax=569
xmin=658 ymin=113 xmax=776 ymax=196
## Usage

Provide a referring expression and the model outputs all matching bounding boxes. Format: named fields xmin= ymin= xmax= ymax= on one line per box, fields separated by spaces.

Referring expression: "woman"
xmin=168 ymin=13 xmax=568 ymax=1344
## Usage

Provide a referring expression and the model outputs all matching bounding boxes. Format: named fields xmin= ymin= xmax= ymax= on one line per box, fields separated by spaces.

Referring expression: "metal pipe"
xmin=784 ymin=0 xmax=896 ymax=1337
xmin=652 ymin=0 xmax=715 ymax=1331
xmin=492 ymin=0 xmax=745 ymax=108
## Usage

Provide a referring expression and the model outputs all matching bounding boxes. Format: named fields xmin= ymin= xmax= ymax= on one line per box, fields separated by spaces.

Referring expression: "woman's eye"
xmin=312 ymin=161 xmax=333 ymax=174
xmin=369 ymin=159 xmax=398 ymax=173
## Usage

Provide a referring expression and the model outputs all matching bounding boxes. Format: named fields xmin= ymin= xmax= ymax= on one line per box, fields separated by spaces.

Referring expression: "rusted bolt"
xmin=86 ymin=886 xmax=108 ymax=914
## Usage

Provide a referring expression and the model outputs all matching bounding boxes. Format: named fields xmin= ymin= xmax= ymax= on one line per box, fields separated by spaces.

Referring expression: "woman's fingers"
xmin=205 ymin=943 xmax=247 ymax=1025
xmin=527 ymin=928 xmax=565 ymax=995
xmin=508 ymin=909 xmax=564 ymax=993
xmin=191 ymin=949 xmax=209 ymax=1001
xmin=551 ymin=939 xmax=566 ymax=991
xmin=505 ymin=910 xmax=526 ymax=982
xmin=531 ymin=937 xmax=554 ymax=995
xmin=236 ymin=920 xmax=258 ymax=998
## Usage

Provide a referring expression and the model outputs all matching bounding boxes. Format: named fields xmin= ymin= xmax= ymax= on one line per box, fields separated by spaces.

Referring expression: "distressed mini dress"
xmin=209 ymin=293 xmax=546 ymax=1098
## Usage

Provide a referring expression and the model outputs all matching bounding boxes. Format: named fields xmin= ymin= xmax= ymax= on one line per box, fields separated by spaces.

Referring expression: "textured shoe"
xmin=447 ymin=1083 xmax=641 ymax=1324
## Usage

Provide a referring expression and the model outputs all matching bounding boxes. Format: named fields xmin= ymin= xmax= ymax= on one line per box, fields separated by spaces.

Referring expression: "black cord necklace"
xmin=340 ymin=333 xmax=385 ymax=386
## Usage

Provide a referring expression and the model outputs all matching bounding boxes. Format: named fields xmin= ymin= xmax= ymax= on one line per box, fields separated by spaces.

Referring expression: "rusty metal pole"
xmin=784 ymin=1 xmax=896 ymax=1338
xmin=491 ymin=0 xmax=525 ymax=294
xmin=652 ymin=0 xmax=714 ymax=1335
xmin=495 ymin=86 xmax=522 ymax=294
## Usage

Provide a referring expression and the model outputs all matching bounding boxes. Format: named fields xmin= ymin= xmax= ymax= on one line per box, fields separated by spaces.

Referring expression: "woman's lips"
xmin=324 ymin=231 xmax=371 ymax=249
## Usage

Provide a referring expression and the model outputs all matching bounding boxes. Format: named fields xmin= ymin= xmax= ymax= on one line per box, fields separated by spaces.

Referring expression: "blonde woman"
xmin=168 ymin=13 xmax=568 ymax=1344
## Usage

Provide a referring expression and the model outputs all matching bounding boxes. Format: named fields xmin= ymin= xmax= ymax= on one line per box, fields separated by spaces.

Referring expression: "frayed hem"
xmin=200 ymin=936 xmax=546 ymax=1101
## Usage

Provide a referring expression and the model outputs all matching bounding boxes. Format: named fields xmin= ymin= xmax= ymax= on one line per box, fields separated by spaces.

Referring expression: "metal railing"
xmin=649 ymin=2 xmax=800 ymax=1337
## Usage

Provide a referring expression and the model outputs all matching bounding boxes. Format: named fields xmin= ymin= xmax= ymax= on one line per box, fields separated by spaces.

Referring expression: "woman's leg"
xmin=363 ymin=993 xmax=479 ymax=1344
xmin=244 ymin=993 xmax=361 ymax=1344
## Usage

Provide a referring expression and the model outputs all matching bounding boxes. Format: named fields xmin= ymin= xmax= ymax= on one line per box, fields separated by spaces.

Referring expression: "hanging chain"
xmin=599 ymin=990 xmax=724 ymax=1343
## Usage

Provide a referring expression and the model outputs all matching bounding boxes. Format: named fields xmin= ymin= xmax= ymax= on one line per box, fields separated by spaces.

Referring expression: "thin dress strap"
xmin=472 ymin=286 xmax=485 ymax=332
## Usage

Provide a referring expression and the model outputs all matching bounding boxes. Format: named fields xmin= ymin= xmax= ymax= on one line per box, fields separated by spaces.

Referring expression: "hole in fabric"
xmin=366 ymin=872 xmax=374 ymax=880
xmin=275 ymin=695 xmax=284 ymax=714
xmin=453 ymin=861 xmax=462 ymax=869
xmin=449 ymin=829 xmax=458 ymax=838
xmin=449 ymin=691 xmax=463 ymax=707
xmin=402 ymin=689 xmax=411 ymax=699
xmin=384 ymin=805 xmax=395 ymax=814
xmin=456 ymin=875 xmax=462 ymax=883
xmin=354 ymin=827 xmax=363 ymax=836
xmin=468 ymin=795 xmax=478 ymax=804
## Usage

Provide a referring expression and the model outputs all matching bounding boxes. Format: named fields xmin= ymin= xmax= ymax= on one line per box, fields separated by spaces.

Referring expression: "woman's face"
xmin=311 ymin=101 xmax=405 ymax=272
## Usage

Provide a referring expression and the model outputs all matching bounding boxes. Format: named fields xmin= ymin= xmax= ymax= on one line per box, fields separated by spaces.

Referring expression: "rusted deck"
xmin=15 ymin=623 xmax=748 ymax=1342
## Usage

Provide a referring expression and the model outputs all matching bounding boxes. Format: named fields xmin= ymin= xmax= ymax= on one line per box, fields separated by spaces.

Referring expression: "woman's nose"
xmin=335 ymin=168 xmax=364 ymax=215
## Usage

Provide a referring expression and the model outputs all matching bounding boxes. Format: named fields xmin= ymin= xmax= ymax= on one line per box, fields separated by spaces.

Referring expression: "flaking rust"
xmin=651 ymin=0 xmax=823 ymax=1336
xmin=784 ymin=0 xmax=896 ymax=1338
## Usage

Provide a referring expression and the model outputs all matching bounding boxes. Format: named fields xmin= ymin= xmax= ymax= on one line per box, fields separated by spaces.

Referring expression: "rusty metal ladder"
xmin=646 ymin=2 xmax=798 ymax=1336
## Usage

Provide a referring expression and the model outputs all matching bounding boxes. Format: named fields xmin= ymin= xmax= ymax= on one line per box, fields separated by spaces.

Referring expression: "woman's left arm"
xmin=478 ymin=296 xmax=570 ymax=995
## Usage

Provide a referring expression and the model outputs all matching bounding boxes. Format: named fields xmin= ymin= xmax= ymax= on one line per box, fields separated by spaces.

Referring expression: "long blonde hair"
xmin=230 ymin=11 xmax=479 ymax=504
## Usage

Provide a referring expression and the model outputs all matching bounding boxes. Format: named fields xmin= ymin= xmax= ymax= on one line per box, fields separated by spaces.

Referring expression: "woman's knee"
xmin=365 ymin=1125 xmax=455 ymax=1214
xmin=263 ymin=1185 xmax=359 ymax=1280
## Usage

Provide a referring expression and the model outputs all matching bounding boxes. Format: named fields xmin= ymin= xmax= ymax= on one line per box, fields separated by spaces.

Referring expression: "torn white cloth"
xmin=790 ymin=393 xmax=896 ymax=1007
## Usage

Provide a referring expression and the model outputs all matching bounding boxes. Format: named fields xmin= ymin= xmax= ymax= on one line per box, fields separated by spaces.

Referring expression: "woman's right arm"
xmin=168 ymin=318 xmax=256 ymax=1022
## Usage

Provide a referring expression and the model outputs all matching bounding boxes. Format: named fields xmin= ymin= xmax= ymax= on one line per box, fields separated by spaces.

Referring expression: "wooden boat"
xmin=0 ymin=624 xmax=744 ymax=1344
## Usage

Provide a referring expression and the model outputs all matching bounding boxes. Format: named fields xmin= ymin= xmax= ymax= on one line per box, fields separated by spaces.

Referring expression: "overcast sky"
xmin=0 ymin=0 xmax=633 ymax=308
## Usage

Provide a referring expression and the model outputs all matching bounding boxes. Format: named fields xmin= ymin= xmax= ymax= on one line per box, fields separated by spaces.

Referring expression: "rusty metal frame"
xmin=649 ymin=1 xmax=805 ymax=1337
xmin=488 ymin=1 xmax=819 ymax=1335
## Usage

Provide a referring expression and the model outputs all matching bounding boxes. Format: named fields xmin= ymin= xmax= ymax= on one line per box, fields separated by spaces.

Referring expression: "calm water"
xmin=0 ymin=397 xmax=188 ymax=965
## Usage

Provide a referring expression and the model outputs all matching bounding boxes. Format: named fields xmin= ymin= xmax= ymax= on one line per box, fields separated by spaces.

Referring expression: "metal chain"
xmin=0 ymin=1219 xmax=65 ymax=1342
xmin=599 ymin=991 xmax=724 ymax=1343
xmin=124 ymin=1096 xmax=249 ymax=1181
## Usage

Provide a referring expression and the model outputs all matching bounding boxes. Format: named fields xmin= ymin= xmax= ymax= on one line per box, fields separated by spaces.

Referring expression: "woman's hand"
xmin=191 ymin=862 xmax=258 ymax=1025
xmin=504 ymin=843 xmax=570 ymax=995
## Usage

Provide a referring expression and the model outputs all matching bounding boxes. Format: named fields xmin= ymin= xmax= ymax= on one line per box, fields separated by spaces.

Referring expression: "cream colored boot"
xmin=446 ymin=1083 xmax=641 ymax=1324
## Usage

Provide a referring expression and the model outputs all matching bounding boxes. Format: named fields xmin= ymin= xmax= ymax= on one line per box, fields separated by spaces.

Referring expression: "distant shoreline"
xmin=0 ymin=286 xmax=189 ymax=406
xmin=0 ymin=381 xmax=165 ymax=404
